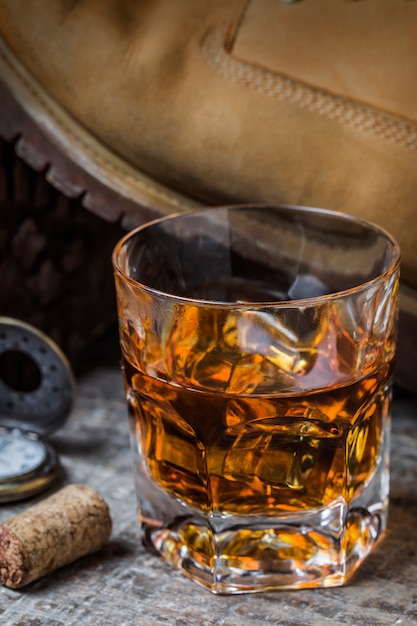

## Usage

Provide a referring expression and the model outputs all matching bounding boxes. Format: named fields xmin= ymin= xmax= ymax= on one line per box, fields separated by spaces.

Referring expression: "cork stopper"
xmin=0 ymin=484 xmax=112 ymax=588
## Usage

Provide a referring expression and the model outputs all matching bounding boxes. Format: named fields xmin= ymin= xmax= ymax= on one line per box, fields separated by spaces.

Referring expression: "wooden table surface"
xmin=1 ymin=334 xmax=417 ymax=626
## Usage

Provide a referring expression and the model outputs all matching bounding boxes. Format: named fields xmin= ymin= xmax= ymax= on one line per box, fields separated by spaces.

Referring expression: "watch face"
xmin=0 ymin=431 xmax=47 ymax=479
xmin=0 ymin=429 xmax=60 ymax=502
xmin=0 ymin=318 xmax=68 ymax=501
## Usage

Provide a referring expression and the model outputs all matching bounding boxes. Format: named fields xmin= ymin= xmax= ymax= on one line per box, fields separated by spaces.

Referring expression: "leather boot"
xmin=0 ymin=0 xmax=416 ymax=389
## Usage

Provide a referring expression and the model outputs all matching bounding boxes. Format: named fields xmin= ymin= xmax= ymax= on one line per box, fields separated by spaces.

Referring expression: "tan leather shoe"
xmin=0 ymin=0 xmax=416 ymax=388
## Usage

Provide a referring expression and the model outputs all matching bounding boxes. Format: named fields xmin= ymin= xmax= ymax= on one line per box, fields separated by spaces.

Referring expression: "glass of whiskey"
xmin=112 ymin=205 xmax=400 ymax=593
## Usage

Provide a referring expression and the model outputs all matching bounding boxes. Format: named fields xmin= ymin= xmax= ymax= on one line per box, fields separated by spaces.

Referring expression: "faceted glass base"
xmin=142 ymin=504 xmax=385 ymax=594
xmin=135 ymin=425 xmax=389 ymax=594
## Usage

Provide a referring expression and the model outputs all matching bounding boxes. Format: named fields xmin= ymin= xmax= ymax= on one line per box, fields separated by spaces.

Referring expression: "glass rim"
xmin=112 ymin=203 xmax=401 ymax=308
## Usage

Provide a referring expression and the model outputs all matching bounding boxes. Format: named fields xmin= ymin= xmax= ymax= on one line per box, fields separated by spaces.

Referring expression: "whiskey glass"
xmin=112 ymin=205 xmax=400 ymax=593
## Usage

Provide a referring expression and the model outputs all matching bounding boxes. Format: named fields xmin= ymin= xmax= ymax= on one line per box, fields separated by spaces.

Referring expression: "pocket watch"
xmin=0 ymin=317 xmax=76 ymax=503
